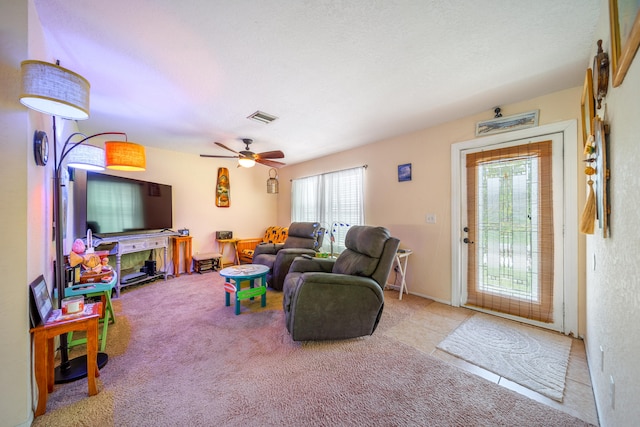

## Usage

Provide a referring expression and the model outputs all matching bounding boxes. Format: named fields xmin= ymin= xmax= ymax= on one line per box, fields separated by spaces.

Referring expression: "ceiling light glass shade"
xmin=20 ymin=60 xmax=90 ymax=120
xmin=105 ymin=141 xmax=146 ymax=171
xmin=66 ymin=144 xmax=105 ymax=171
xmin=238 ymin=157 xmax=256 ymax=168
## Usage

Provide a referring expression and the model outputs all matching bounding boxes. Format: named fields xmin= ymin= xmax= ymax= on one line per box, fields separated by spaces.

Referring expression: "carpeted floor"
xmin=32 ymin=273 xmax=594 ymax=426
xmin=437 ymin=313 xmax=572 ymax=401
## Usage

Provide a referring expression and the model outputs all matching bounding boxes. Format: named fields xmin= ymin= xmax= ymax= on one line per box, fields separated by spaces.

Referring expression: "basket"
xmin=79 ymin=267 xmax=114 ymax=284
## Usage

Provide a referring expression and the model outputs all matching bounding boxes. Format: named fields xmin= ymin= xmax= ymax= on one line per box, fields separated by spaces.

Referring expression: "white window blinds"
xmin=291 ymin=166 xmax=365 ymax=254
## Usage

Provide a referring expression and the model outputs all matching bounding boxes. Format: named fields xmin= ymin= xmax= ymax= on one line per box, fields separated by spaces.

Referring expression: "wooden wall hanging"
xmin=216 ymin=167 xmax=230 ymax=207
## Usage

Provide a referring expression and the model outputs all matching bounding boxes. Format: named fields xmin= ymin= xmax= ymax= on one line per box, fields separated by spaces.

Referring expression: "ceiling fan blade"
xmin=255 ymin=150 xmax=285 ymax=159
xmin=215 ymin=142 xmax=239 ymax=154
xmin=200 ymin=154 xmax=238 ymax=159
xmin=256 ymin=158 xmax=286 ymax=168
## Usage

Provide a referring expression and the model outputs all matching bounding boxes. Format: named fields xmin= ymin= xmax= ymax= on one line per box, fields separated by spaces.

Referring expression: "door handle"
xmin=463 ymin=227 xmax=469 ymax=233
xmin=463 ymin=237 xmax=474 ymax=244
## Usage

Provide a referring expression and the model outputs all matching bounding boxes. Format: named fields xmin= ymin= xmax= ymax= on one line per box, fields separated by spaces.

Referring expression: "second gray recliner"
xmin=252 ymin=222 xmax=324 ymax=291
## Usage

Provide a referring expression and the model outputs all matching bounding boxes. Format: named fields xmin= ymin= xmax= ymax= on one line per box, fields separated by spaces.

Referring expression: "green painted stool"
xmin=64 ymin=275 xmax=116 ymax=351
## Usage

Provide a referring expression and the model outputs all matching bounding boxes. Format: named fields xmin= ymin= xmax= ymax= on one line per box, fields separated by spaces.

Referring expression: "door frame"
xmin=450 ymin=120 xmax=578 ymax=335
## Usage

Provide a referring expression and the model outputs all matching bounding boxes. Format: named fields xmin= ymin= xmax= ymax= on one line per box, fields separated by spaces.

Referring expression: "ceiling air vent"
xmin=247 ymin=110 xmax=278 ymax=124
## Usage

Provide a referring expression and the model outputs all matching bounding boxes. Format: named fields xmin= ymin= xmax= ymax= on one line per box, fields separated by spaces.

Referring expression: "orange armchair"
xmin=236 ymin=226 xmax=289 ymax=264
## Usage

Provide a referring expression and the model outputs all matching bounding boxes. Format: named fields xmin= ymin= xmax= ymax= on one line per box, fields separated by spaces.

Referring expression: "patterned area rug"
xmin=437 ymin=313 xmax=572 ymax=401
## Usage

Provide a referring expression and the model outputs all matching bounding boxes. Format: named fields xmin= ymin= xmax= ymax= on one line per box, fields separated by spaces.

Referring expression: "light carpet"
xmin=437 ymin=312 xmax=572 ymax=402
xmin=32 ymin=274 xmax=591 ymax=426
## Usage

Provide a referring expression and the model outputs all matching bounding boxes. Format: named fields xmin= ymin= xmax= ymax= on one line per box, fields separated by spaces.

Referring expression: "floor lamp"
xmin=20 ymin=60 xmax=146 ymax=383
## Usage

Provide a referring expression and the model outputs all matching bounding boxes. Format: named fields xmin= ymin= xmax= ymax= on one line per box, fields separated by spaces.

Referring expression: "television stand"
xmin=95 ymin=232 xmax=177 ymax=297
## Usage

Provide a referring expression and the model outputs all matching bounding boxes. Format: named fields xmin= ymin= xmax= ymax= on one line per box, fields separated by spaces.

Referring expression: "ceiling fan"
xmin=200 ymin=138 xmax=286 ymax=168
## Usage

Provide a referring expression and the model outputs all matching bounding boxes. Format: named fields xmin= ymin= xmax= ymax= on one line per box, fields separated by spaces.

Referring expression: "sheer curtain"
xmin=87 ymin=180 xmax=144 ymax=234
xmin=291 ymin=166 xmax=365 ymax=254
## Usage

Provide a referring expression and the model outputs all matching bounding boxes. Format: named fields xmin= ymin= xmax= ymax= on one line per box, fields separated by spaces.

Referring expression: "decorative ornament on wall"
xmin=216 ymin=167 xmax=230 ymax=207
xmin=592 ymin=39 xmax=609 ymax=109
xmin=593 ymin=116 xmax=610 ymax=238
xmin=267 ymin=168 xmax=279 ymax=194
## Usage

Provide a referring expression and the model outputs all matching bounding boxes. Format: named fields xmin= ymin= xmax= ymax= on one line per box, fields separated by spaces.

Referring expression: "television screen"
xmin=86 ymin=172 xmax=173 ymax=235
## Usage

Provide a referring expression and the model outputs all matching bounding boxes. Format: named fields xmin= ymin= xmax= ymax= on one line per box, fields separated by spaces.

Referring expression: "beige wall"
xmin=584 ymin=1 xmax=640 ymax=425
xmin=87 ymin=145 xmax=279 ymax=266
xmin=1 ymin=0 xmax=46 ymax=425
xmin=278 ymin=87 xmax=585 ymax=310
xmin=0 ymin=22 xmax=31 ymax=427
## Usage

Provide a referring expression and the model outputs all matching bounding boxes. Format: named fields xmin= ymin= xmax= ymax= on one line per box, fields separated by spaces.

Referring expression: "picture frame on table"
xmin=29 ymin=275 xmax=53 ymax=327
xmin=581 ymin=68 xmax=595 ymax=145
xmin=398 ymin=163 xmax=412 ymax=182
xmin=475 ymin=110 xmax=539 ymax=136
xmin=609 ymin=0 xmax=640 ymax=87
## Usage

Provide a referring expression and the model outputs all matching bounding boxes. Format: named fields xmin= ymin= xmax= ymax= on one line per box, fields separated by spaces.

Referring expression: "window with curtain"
xmin=291 ymin=166 xmax=365 ymax=254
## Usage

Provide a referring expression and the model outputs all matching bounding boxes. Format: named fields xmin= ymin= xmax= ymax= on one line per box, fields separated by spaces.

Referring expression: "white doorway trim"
xmin=450 ymin=120 xmax=578 ymax=335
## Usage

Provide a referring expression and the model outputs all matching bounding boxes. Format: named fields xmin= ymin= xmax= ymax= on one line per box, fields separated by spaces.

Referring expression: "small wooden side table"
xmin=30 ymin=303 xmax=102 ymax=416
xmin=217 ymin=238 xmax=239 ymax=268
xmin=171 ymin=235 xmax=193 ymax=277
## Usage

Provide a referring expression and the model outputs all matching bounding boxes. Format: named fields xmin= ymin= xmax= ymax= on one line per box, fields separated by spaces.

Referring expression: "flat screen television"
xmin=85 ymin=171 xmax=173 ymax=236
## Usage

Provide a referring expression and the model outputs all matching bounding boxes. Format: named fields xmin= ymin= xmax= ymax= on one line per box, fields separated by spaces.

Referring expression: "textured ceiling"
xmin=33 ymin=0 xmax=601 ymax=166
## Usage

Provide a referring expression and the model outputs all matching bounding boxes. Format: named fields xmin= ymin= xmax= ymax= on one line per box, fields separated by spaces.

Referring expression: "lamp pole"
xmin=52 ymin=116 xmax=125 ymax=383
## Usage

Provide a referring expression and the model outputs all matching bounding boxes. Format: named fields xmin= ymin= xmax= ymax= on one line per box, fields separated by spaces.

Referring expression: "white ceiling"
xmin=33 ymin=0 xmax=601 ymax=166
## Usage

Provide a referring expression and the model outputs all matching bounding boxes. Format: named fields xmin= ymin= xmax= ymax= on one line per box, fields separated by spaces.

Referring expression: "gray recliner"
xmin=282 ymin=225 xmax=400 ymax=341
xmin=252 ymin=222 xmax=324 ymax=291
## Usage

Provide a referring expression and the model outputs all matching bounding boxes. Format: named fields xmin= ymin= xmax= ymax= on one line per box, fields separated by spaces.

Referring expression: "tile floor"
xmin=384 ymin=294 xmax=599 ymax=425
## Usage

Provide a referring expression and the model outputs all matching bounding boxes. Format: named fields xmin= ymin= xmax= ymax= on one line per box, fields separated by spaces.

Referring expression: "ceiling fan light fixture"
xmin=247 ymin=110 xmax=278 ymax=124
xmin=238 ymin=157 xmax=256 ymax=168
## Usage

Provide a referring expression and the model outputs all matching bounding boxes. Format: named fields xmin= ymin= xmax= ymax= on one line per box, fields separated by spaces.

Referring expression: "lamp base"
xmin=54 ymin=353 xmax=109 ymax=384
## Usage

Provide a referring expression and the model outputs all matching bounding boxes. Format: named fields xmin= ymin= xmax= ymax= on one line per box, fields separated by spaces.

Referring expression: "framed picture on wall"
xmin=609 ymin=0 xmax=640 ymax=86
xmin=475 ymin=110 xmax=539 ymax=136
xmin=398 ymin=163 xmax=412 ymax=182
xmin=581 ymin=68 xmax=595 ymax=145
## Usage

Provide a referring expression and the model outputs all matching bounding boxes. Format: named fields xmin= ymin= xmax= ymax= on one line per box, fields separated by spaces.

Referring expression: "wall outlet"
xmin=426 ymin=213 xmax=437 ymax=224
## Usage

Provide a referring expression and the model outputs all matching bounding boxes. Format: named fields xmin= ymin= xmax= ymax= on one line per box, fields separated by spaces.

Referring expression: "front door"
xmin=460 ymin=132 xmax=565 ymax=331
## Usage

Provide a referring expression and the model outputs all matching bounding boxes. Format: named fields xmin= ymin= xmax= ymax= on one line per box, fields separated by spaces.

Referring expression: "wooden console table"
xmin=95 ymin=232 xmax=176 ymax=297
xmin=171 ymin=235 xmax=193 ymax=277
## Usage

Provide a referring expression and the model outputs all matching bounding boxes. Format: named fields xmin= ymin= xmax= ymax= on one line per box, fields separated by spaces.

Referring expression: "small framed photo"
xmin=398 ymin=163 xmax=412 ymax=182
xmin=29 ymin=275 xmax=53 ymax=327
